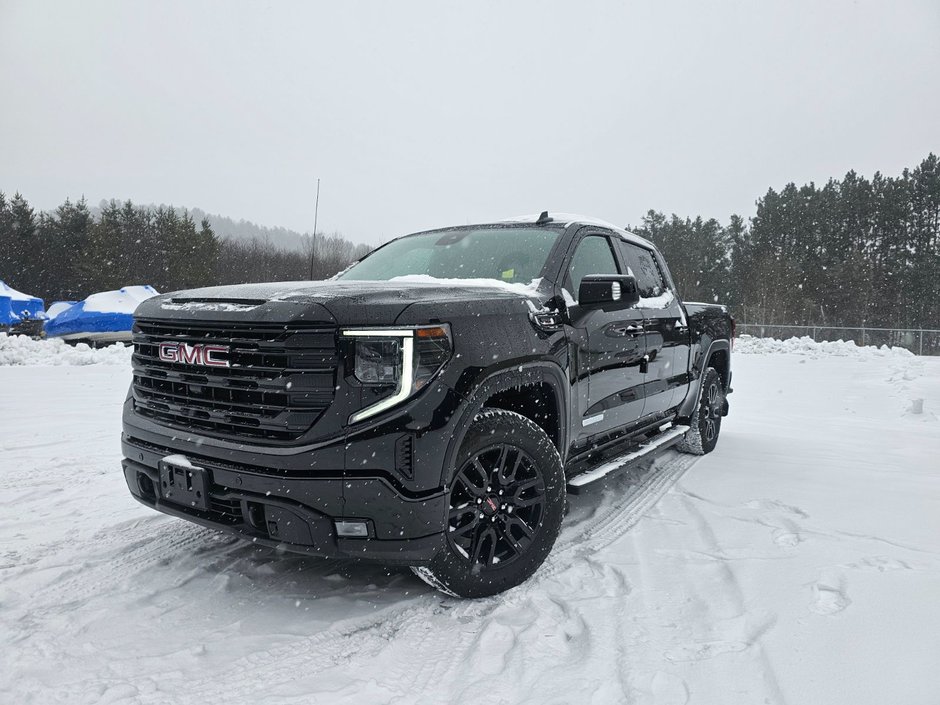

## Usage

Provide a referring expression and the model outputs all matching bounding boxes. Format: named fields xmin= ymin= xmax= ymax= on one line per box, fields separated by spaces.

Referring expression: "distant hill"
xmin=92 ymin=201 xmax=335 ymax=252
xmin=188 ymin=207 xmax=315 ymax=251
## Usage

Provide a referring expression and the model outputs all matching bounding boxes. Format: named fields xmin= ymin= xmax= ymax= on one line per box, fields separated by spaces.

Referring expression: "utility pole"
xmin=308 ymin=178 xmax=321 ymax=280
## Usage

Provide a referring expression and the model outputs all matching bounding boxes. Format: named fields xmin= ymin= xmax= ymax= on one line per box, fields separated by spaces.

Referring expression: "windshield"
xmin=337 ymin=226 xmax=562 ymax=284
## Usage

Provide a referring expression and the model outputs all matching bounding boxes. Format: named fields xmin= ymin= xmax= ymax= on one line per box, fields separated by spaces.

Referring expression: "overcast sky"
xmin=1 ymin=0 xmax=938 ymax=246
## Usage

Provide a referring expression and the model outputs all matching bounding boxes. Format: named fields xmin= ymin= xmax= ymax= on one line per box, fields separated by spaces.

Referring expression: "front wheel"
xmin=412 ymin=409 xmax=566 ymax=598
xmin=677 ymin=366 xmax=725 ymax=455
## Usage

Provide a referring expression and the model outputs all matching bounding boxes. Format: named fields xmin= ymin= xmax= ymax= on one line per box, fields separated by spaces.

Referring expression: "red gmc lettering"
xmin=158 ymin=342 xmax=179 ymax=363
xmin=202 ymin=345 xmax=229 ymax=368
xmin=157 ymin=342 xmax=229 ymax=368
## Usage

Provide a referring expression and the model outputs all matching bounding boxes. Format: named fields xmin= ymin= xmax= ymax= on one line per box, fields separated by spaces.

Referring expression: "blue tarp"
xmin=45 ymin=285 xmax=159 ymax=338
xmin=0 ymin=281 xmax=45 ymax=326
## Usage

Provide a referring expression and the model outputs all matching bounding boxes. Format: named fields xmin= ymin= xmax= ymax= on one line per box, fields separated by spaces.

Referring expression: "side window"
xmin=619 ymin=242 xmax=667 ymax=298
xmin=568 ymin=236 xmax=620 ymax=298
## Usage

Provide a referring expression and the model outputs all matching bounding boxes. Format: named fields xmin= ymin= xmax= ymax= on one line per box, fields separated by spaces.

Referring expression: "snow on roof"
xmin=45 ymin=301 xmax=76 ymax=320
xmin=501 ymin=212 xmax=655 ymax=248
xmin=83 ymin=285 xmax=159 ymax=313
xmin=0 ymin=280 xmax=40 ymax=302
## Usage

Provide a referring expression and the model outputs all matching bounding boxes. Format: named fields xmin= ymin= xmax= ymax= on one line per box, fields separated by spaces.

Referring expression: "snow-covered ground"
xmin=1 ymin=338 xmax=939 ymax=705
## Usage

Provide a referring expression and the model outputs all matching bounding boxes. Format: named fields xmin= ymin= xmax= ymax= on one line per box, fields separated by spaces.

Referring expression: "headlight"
xmin=353 ymin=338 xmax=402 ymax=385
xmin=342 ymin=325 xmax=452 ymax=423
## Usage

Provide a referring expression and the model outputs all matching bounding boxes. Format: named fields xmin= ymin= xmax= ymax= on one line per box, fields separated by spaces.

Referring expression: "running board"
xmin=567 ymin=425 xmax=690 ymax=493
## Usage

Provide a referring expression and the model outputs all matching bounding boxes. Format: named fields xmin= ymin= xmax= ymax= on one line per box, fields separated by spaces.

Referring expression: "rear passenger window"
xmin=568 ymin=236 xmax=620 ymax=298
xmin=619 ymin=242 xmax=667 ymax=298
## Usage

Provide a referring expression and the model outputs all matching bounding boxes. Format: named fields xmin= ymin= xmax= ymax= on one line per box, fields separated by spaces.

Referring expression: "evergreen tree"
xmin=0 ymin=193 xmax=13 ymax=283
xmin=7 ymin=193 xmax=38 ymax=292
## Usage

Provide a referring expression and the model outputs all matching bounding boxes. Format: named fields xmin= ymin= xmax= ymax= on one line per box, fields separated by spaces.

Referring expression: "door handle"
xmin=610 ymin=323 xmax=644 ymax=335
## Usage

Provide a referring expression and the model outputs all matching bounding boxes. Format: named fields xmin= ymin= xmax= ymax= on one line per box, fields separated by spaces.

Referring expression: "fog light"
xmin=137 ymin=472 xmax=155 ymax=499
xmin=335 ymin=520 xmax=369 ymax=538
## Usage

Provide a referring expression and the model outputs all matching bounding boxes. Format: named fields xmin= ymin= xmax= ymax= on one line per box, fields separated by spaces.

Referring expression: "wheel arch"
xmin=678 ymin=338 xmax=731 ymax=421
xmin=442 ymin=361 xmax=569 ymax=487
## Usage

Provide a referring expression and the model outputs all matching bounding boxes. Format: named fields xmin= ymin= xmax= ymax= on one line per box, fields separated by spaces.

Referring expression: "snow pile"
xmin=735 ymin=334 xmax=914 ymax=358
xmin=0 ymin=333 xmax=132 ymax=366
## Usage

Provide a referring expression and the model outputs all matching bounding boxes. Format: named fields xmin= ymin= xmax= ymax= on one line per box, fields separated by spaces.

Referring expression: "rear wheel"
xmin=412 ymin=409 xmax=565 ymax=598
xmin=677 ymin=366 xmax=725 ymax=455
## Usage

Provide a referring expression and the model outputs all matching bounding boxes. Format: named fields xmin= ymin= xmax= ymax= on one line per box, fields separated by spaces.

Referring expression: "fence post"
xmin=920 ymin=330 xmax=924 ymax=356
xmin=812 ymin=326 xmax=817 ymax=342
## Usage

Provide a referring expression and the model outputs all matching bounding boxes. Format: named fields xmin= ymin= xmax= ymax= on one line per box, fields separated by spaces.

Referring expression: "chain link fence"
xmin=736 ymin=324 xmax=940 ymax=356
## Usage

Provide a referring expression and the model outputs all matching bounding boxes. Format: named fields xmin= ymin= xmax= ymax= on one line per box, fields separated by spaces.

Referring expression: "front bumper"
xmin=121 ymin=426 xmax=449 ymax=565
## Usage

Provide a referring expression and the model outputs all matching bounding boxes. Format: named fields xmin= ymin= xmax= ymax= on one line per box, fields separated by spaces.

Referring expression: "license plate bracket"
xmin=159 ymin=456 xmax=210 ymax=511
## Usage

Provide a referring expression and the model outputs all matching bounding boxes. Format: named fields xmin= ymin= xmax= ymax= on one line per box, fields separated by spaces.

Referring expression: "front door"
xmin=564 ymin=233 xmax=648 ymax=441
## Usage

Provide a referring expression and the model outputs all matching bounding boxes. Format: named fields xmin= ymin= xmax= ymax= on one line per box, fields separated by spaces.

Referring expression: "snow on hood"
xmin=83 ymin=285 xmax=159 ymax=314
xmin=388 ymin=274 xmax=542 ymax=296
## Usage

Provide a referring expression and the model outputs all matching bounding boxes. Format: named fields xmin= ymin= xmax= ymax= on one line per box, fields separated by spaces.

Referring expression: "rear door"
xmin=563 ymin=231 xmax=648 ymax=440
xmin=616 ymin=240 xmax=691 ymax=415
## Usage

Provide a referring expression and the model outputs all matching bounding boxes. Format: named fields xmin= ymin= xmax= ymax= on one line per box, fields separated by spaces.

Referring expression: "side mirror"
xmin=578 ymin=274 xmax=640 ymax=309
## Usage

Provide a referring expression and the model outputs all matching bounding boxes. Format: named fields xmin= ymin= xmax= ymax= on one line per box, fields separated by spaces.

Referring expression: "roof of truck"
xmin=500 ymin=212 xmax=656 ymax=249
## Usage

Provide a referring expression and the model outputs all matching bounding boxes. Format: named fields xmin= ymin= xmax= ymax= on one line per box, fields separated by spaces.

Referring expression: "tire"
xmin=676 ymin=366 xmax=725 ymax=455
xmin=412 ymin=408 xmax=566 ymax=598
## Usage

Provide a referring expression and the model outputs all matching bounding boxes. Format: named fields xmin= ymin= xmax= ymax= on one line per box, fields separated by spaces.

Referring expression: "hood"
xmin=135 ymin=279 xmax=543 ymax=326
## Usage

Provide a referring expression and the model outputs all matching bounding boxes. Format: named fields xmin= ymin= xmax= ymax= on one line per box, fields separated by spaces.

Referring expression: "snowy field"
xmin=2 ymin=335 xmax=939 ymax=705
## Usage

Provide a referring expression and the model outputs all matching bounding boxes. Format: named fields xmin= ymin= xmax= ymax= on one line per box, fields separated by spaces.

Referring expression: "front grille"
xmin=132 ymin=318 xmax=337 ymax=441
xmin=207 ymin=495 xmax=243 ymax=523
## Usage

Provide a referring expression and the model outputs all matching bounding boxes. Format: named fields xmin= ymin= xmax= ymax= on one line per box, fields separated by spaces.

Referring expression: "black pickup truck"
xmin=121 ymin=212 xmax=733 ymax=597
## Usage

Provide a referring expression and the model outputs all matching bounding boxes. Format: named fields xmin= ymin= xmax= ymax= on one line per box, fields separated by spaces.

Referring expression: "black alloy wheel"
xmin=702 ymin=375 xmax=722 ymax=445
xmin=677 ymin=366 xmax=724 ymax=455
xmin=412 ymin=408 xmax=566 ymax=598
xmin=447 ymin=443 xmax=546 ymax=569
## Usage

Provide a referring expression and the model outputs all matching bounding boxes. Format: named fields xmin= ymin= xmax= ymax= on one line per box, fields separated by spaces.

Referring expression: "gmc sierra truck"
xmin=121 ymin=212 xmax=733 ymax=598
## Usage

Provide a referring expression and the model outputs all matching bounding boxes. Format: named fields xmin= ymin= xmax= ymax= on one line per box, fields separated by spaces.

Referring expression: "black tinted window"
xmin=619 ymin=242 xmax=666 ymax=298
xmin=568 ymin=236 xmax=619 ymax=297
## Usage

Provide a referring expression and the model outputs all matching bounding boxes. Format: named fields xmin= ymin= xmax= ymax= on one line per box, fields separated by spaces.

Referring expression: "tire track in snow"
xmin=22 ymin=517 xmax=212 ymax=613
xmin=426 ymin=453 xmax=699 ymax=705
xmin=164 ymin=598 xmax=478 ymax=704
xmin=543 ymin=451 xmax=699 ymax=578
xmin=673 ymin=491 xmax=790 ymax=705
xmin=5 ymin=447 xmax=698 ymax=705
xmin=109 ymin=452 xmax=700 ymax=704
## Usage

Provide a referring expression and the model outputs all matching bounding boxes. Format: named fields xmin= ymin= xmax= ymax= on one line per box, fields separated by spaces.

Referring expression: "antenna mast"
xmin=308 ymin=178 xmax=321 ymax=280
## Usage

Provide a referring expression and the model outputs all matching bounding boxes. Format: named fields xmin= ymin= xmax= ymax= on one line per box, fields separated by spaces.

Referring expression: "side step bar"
xmin=567 ymin=425 xmax=690 ymax=493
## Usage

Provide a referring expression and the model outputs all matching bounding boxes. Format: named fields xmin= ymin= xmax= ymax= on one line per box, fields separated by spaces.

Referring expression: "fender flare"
xmin=678 ymin=338 xmax=731 ymax=421
xmin=440 ymin=361 xmax=570 ymax=487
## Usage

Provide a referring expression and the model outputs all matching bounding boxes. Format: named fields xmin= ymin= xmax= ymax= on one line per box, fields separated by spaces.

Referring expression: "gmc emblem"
xmin=158 ymin=342 xmax=230 ymax=368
